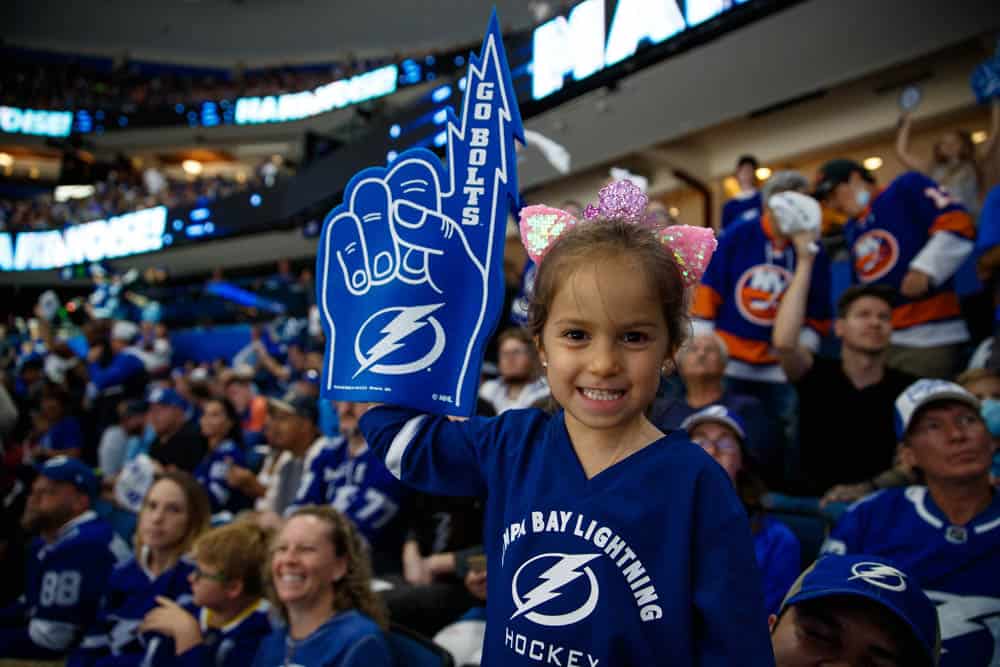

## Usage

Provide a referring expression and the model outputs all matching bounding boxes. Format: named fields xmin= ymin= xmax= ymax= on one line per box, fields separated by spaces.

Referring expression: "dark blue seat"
xmin=386 ymin=623 xmax=455 ymax=667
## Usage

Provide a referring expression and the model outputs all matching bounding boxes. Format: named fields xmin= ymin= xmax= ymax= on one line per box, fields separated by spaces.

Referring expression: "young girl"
xmin=70 ymin=471 xmax=211 ymax=666
xmin=360 ymin=181 xmax=775 ymax=665
xmin=138 ymin=519 xmax=273 ymax=666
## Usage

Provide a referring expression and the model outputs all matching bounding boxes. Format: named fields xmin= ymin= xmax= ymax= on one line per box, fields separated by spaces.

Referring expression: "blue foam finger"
xmin=315 ymin=10 xmax=524 ymax=416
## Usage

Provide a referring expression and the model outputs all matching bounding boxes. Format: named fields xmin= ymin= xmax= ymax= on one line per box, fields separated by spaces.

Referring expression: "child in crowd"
xmin=138 ymin=519 xmax=273 ymax=666
xmin=360 ymin=181 xmax=775 ymax=665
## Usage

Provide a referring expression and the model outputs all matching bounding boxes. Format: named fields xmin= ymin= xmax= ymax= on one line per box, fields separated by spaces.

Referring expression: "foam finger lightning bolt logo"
xmin=316 ymin=10 xmax=524 ymax=416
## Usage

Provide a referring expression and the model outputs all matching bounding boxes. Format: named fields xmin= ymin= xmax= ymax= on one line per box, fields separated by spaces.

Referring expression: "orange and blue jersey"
xmin=692 ymin=214 xmax=832 ymax=383
xmin=845 ymin=171 xmax=975 ymax=347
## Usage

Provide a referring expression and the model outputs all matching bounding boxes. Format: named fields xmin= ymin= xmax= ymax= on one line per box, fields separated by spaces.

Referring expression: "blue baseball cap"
xmin=680 ymin=405 xmax=747 ymax=441
xmin=894 ymin=379 xmax=979 ymax=439
xmin=148 ymin=386 xmax=190 ymax=411
xmin=780 ymin=554 xmax=940 ymax=666
xmin=37 ymin=456 xmax=98 ymax=498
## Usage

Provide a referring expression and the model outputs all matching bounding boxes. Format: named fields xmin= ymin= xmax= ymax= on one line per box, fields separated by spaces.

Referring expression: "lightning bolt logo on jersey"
xmin=315 ymin=10 xmax=523 ymax=416
xmin=822 ymin=485 xmax=1000 ymax=666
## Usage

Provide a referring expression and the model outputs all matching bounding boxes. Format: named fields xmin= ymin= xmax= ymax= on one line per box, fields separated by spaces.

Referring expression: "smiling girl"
xmin=359 ymin=181 xmax=776 ymax=665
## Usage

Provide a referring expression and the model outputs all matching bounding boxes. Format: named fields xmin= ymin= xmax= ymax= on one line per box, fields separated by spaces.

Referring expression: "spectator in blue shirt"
xmin=682 ymin=406 xmax=800 ymax=617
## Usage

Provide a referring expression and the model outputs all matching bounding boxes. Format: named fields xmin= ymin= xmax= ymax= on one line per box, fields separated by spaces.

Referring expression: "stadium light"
xmin=182 ymin=159 xmax=203 ymax=176
xmin=863 ymin=156 xmax=883 ymax=171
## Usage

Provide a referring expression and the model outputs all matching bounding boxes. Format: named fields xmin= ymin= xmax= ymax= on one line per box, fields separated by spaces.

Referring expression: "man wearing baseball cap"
xmin=147 ymin=386 xmax=207 ymax=473
xmin=770 ymin=553 xmax=940 ymax=666
xmin=822 ymin=379 xmax=1000 ymax=665
xmin=815 ymin=159 xmax=975 ymax=378
xmin=0 ymin=457 xmax=130 ymax=658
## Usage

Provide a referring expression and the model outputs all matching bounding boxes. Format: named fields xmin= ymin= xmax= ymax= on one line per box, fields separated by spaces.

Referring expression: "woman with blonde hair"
xmin=252 ymin=505 xmax=392 ymax=667
xmin=70 ymin=471 xmax=211 ymax=666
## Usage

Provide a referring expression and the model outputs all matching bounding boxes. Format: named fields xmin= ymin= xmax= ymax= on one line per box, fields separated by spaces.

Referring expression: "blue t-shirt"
xmin=822 ymin=486 xmax=1000 ymax=666
xmin=360 ymin=406 xmax=775 ymax=666
xmin=251 ymin=611 xmax=392 ymax=667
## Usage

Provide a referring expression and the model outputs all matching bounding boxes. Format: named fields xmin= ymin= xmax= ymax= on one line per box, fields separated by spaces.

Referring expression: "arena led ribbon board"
xmin=315 ymin=10 xmax=523 ymax=417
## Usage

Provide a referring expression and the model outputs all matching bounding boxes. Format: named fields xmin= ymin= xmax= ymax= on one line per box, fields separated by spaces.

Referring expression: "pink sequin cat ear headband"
xmin=518 ymin=180 xmax=717 ymax=287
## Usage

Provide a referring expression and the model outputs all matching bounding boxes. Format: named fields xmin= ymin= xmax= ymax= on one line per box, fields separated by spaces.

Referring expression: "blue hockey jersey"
xmin=721 ymin=191 xmax=762 ymax=230
xmin=194 ymin=440 xmax=255 ymax=517
xmin=821 ymin=486 xmax=1000 ymax=666
xmin=0 ymin=511 xmax=131 ymax=659
xmin=360 ymin=406 xmax=775 ymax=666
xmin=845 ymin=171 xmax=975 ymax=347
xmin=70 ymin=552 xmax=196 ymax=666
xmin=290 ymin=435 xmax=410 ymax=565
xmin=140 ymin=598 xmax=272 ymax=667
xmin=692 ymin=214 xmax=832 ymax=382
xmin=754 ymin=516 xmax=800 ymax=617
xmin=251 ymin=610 xmax=392 ymax=667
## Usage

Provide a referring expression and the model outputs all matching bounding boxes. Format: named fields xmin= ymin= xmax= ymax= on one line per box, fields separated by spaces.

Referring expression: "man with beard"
xmin=774 ymin=277 xmax=916 ymax=495
xmin=478 ymin=328 xmax=549 ymax=414
xmin=0 ymin=457 xmax=129 ymax=659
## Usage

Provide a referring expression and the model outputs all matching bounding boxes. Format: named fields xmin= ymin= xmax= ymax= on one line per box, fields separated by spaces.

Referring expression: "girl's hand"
xmin=140 ymin=596 xmax=202 ymax=654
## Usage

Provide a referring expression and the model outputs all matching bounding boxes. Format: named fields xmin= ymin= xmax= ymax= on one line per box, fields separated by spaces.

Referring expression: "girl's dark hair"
xmin=268 ymin=505 xmax=388 ymax=629
xmin=527 ymin=218 xmax=690 ymax=358
xmin=203 ymin=396 xmax=244 ymax=446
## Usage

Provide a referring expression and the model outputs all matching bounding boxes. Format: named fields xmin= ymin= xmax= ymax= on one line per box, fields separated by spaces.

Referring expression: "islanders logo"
xmin=735 ymin=264 xmax=793 ymax=326
xmin=853 ymin=229 xmax=899 ymax=282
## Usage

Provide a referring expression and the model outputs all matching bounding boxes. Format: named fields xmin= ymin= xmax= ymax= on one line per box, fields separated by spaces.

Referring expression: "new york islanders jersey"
xmin=290 ymin=435 xmax=410 ymax=568
xmin=845 ymin=171 xmax=975 ymax=347
xmin=0 ymin=511 xmax=130 ymax=659
xmin=140 ymin=598 xmax=272 ymax=667
xmin=361 ymin=406 xmax=775 ymax=666
xmin=251 ymin=610 xmax=392 ymax=667
xmin=821 ymin=486 xmax=1000 ymax=666
xmin=194 ymin=439 xmax=254 ymax=517
xmin=71 ymin=552 xmax=196 ymax=665
xmin=693 ymin=214 xmax=831 ymax=382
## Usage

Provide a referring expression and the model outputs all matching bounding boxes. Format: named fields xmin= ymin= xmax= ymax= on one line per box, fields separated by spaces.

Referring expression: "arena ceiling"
xmin=0 ymin=0 xmax=542 ymax=66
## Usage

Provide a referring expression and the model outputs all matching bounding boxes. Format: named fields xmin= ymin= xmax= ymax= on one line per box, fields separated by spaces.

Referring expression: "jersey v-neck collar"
xmin=552 ymin=411 xmax=678 ymax=488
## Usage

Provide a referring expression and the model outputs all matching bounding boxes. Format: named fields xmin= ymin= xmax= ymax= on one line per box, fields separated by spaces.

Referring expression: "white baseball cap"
xmin=894 ymin=379 xmax=980 ymax=439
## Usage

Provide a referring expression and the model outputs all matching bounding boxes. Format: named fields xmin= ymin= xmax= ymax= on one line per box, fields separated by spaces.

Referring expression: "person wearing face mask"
xmin=815 ymin=160 xmax=975 ymax=379
xmin=956 ymin=369 xmax=1000 ymax=483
